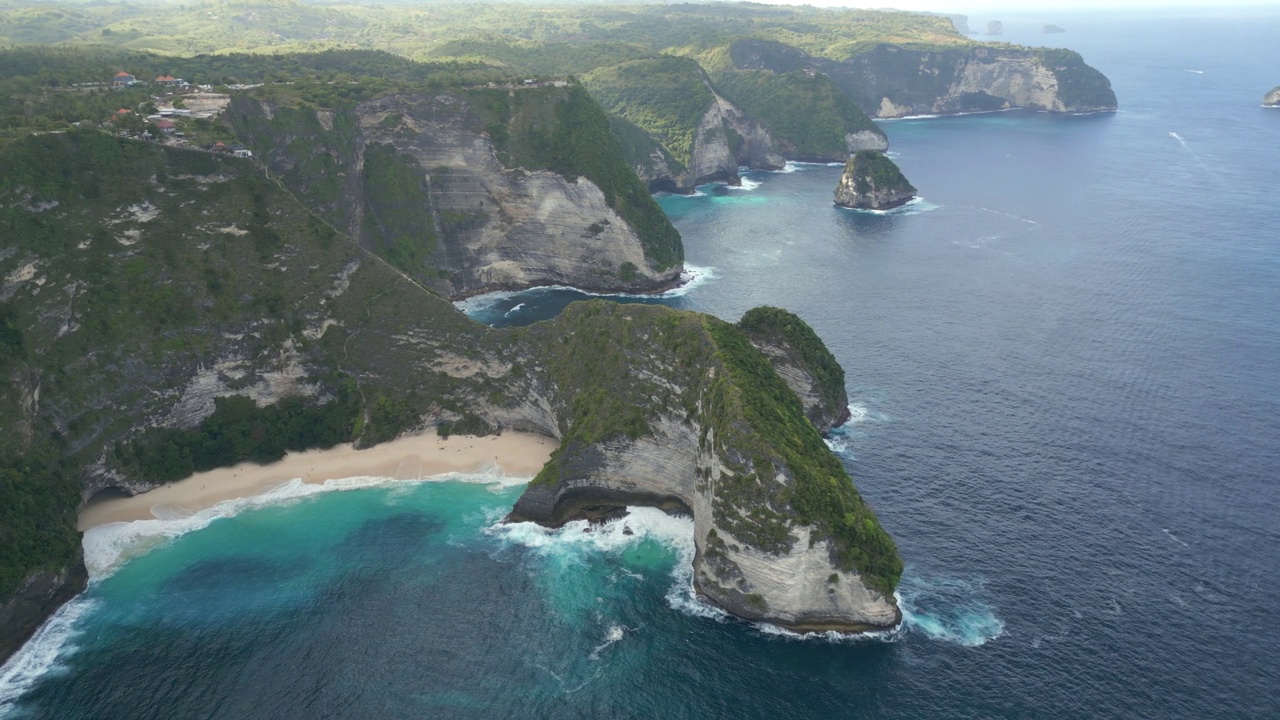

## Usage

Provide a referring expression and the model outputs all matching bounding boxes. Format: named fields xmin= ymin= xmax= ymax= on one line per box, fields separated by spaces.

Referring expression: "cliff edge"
xmin=834 ymin=151 xmax=917 ymax=211
xmin=508 ymin=303 xmax=901 ymax=634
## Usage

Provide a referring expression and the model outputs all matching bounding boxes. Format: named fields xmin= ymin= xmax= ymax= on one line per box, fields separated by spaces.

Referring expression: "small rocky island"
xmin=986 ymin=20 xmax=1004 ymax=35
xmin=1264 ymin=86 xmax=1280 ymax=107
xmin=1044 ymin=24 xmax=1066 ymax=34
xmin=834 ymin=151 xmax=918 ymax=211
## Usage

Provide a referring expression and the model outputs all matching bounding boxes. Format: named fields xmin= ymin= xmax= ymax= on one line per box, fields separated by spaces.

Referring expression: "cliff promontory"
xmin=1264 ymin=87 xmax=1280 ymax=107
xmin=834 ymin=151 xmax=917 ymax=210
xmin=0 ymin=131 xmax=901 ymax=658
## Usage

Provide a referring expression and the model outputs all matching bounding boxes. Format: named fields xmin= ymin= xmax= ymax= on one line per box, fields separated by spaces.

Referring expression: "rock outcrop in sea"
xmin=986 ymin=20 xmax=1004 ymax=35
xmin=1044 ymin=24 xmax=1067 ymax=34
xmin=1264 ymin=86 xmax=1280 ymax=107
xmin=834 ymin=151 xmax=917 ymax=211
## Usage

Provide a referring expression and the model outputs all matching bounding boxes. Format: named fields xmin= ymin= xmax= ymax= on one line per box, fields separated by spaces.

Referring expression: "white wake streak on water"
xmin=0 ymin=598 xmax=98 ymax=714
xmin=454 ymin=264 xmax=717 ymax=316
xmin=490 ymin=507 xmax=727 ymax=623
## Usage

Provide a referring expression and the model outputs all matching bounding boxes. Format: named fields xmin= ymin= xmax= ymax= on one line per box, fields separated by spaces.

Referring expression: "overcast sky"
xmin=758 ymin=1 xmax=1278 ymax=11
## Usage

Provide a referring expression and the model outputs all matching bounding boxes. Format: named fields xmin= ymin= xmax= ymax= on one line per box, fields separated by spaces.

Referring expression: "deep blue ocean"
xmin=3 ymin=11 xmax=1279 ymax=719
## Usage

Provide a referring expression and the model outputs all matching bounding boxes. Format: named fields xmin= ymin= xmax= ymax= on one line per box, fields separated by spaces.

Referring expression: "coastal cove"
xmin=1 ymin=10 xmax=1279 ymax=720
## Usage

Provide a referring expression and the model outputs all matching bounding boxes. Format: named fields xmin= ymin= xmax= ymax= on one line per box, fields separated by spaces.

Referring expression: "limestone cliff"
xmin=834 ymin=151 xmax=917 ymax=211
xmin=725 ymin=39 xmax=1116 ymax=119
xmin=1264 ymin=87 xmax=1280 ymax=107
xmin=229 ymin=84 xmax=683 ymax=298
xmin=844 ymin=45 xmax=1117 ymax=117
xmin=583 ymin=56 xmax=784 ymax=193
xmin=0 ymin=133 xmax=901 ymax=657
xmin=508 ymin=303 xmax=901 ymax=633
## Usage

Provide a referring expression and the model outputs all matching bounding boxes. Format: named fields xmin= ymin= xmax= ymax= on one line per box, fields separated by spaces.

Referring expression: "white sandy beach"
xmin=77 ymin=430 xmax=555 ymax=530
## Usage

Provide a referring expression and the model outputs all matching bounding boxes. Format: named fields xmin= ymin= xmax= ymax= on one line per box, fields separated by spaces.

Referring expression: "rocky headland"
xmin=1264 ymin=86 xmax=1280 ymax=107
xmin=834 ymin=151 xmax=917 ymax=211
xmin=0 ymin=131 xmax=901 ymax=659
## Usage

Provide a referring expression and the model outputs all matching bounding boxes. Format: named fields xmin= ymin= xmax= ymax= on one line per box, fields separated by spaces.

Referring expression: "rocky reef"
xmin=834 ymin=151 xmax=917 ymax=211
xmin=1264 ymin=86 xmax=1280 ymax=107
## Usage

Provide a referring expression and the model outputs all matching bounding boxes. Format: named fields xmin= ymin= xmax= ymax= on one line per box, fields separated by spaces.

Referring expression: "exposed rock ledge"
xmin=1264 ymin=86 xmax=1280 ymax=107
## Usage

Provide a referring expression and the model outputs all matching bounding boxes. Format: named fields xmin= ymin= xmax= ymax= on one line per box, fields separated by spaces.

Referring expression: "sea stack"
xmin=834 ymin=151 xmax=917 ymax=210
xmin=986 ymin=20 xmax=1004 ymax=35
xmin=1264 ymin=86 xmax=1280 ymax=107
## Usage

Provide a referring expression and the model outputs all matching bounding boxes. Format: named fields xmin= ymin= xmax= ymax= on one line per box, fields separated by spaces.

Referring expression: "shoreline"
xmin=77 ymin=430 xmax=556 ymax=531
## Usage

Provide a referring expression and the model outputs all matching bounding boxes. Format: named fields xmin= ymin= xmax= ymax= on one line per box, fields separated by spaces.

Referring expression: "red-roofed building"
xmin=154 ymin=119 xmax=177 ymax=133
xmin=112 ymin=71 xmax=136 ymax=88
xmin=155 ymin=75 xmax=184 ymax=87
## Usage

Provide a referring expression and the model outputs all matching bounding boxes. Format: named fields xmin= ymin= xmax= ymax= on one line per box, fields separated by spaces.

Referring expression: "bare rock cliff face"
xmin=507 ymin=303 xmax=901 ymax=634
xmin=647 ymin=93 xmax=785 ymax=193
xmin=1264 ymin=86 xmax=1280 ymax=107
xmin=231 ymin=92 xmax=682 ymax=298
xmin=845 ymin=130 xmax=889 ymax=153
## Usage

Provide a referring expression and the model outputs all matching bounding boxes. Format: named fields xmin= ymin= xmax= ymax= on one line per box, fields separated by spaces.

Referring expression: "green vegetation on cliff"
xmin=705 ymin=317 xmax=901 ymax=595
xmin=845 ymin=150 xmax=915 ymax=198
xmin=583 ymin=56 xmax=714 ymax=169
xmin=1037 ymin=48 xmax=1117 ymax=109
xmin=738 ymin=306 xmax=847 ymax=423
xmin=475 ymin=84 xmax=682 ymax=271
xmin=713 ymin=69 xmax=877 ymax=160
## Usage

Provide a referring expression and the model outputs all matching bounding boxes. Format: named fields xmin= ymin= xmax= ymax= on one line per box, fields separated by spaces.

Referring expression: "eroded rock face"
xmin=834 ymin=151 xmax=917 ymax=210
xmin=231 ymin=91 xmax=682 ymax=298
xmin=650 ymin=92 xmax=786 ymax=193
xmin=846 ymin=130 xmax=890 ymax=153
xmin=508 ymin=304 xmax=901 ymax=635
xmin=1264 ymin=86 xmax=1280 ymax=107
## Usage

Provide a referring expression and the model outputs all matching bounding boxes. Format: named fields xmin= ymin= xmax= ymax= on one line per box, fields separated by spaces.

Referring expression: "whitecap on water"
xmin=490 ymin=507 xmax=728 ymax=622
xmin=726 ymin=176 xmax=762 ymax=191
xmin=84 ymin=471 xmax=530 ymax=582
xmin=455 ymin=264 xmax=718 ymax=318
xmin=825 ymin=402 xmax=888 ymax=458
xmin=835 ymin=197 xmax=939 ymax=216
xmin=0 ymin=598 xmax=98 ymax=713
xmin=897 ymin=573 xmax=1005 ymax=647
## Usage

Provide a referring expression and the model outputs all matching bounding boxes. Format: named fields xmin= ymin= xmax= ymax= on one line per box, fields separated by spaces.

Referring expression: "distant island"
xmin=1044 ymin=24 xmax=1067 ymax=34
xmin=987 ymin=20 xmax=1004 ymax=35
xmin=1264 ymin=86 xmax=1280 ymax=107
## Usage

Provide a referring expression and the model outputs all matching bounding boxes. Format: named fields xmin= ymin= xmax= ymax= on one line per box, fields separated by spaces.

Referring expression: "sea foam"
xmin=455 ymin=263 xmax=717 ymax=317
xmin=0 ymin=598 xmax=98 ymax=713
xmin=84 ymin=471 xmax=529 ymax=582
xmin=897 ymin=573 xmax=1005 ymax=647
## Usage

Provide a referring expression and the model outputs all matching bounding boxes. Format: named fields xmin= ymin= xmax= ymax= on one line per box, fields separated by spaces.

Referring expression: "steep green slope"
xmin=0 ymin=130 xmax=901 ymax=651
xmin=582 ymin=56 xmax=715 ymax=169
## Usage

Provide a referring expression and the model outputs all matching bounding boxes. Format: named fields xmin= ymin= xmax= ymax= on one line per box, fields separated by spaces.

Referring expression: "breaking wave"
xmin=455 ymin=264 xmax=717 ymax=317
xmin=0 ymin=598 xmax=98 ymax=714
xmin=898 ymin=573 xmax=1005 ymax=647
